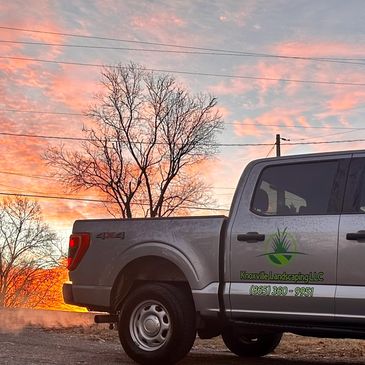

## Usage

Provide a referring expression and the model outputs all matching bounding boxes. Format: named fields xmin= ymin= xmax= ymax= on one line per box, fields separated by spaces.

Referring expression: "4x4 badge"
xmin=258 ymin=228 xmax=306 ymax=267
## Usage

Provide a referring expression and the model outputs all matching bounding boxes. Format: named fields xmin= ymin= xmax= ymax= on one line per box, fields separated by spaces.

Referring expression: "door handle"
xmin=346 ymin=230 xmax=365 ymax=241
xmin=237 ymin=232 xmax=265 ymax=243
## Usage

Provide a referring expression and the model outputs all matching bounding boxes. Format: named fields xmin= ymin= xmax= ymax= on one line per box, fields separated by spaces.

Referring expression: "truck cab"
xmin=227 ymin=151 xmax=355 ymax=323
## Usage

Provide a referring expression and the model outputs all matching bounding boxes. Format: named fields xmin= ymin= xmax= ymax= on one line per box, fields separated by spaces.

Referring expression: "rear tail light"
xmin=67 ymin=233 xmax=90 ymax=271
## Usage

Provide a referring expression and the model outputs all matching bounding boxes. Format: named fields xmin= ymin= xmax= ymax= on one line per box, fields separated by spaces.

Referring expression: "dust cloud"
xmin=0 ymin=308 xmax=95 ymax=333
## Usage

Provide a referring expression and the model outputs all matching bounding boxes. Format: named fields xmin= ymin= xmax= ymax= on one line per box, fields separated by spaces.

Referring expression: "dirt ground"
xmin=1 ymin=309 xmax=365 ymax=364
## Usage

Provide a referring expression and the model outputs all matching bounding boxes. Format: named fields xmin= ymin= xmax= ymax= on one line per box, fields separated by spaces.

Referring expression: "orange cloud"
xmin=209 ymin=58 xmax=310 ymax=99
xmin=0 ymin=3 xmax=66 ymax=64
xmin=216 ymin=105 xmax=232 ymax=118
xmin=129 ymin=11 xmax=190 ymax=45
xmin=273 ymin=41 xmax=365 ymax=59
xmin=217 ymin=2 xmax=258 ymax=27
xmin=233 ymin=107 xmax=310 ymax=138
xmin=209 ymin=78 xmax=253 ymax=96
xmin=218 ymin=10 xmax=250 ymax=27
xmin=131 ymin=13 xmax=186 ymax=29
xmin=326 ymin=91 xmax=365 ymax=112
xmin=0 ymin=2 xmax=64 ymax=43
xmin=44 ymin=64 xmax=101 ymax=112
xmin=233 ymin=119 xmax=263 ymax=137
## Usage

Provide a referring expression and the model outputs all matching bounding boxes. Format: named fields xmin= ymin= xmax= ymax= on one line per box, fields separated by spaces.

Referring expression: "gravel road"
xmin=1 ymin=309 xmax=365 ymax=364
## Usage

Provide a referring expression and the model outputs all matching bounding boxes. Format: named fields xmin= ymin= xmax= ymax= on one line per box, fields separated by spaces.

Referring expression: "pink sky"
xmin=0 ymin=0 xmax=365 ymax=239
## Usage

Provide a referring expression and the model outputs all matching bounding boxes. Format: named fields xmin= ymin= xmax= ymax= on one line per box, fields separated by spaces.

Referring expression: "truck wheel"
xmin=118 ymin=283 xmax=196 ymax=365
xmin=222 ymin=329 xmax=282 ymax=357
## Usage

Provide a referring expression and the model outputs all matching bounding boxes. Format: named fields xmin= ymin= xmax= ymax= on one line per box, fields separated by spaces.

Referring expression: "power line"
xmin=0 ymin=171 xmax=235 ymax=196
xmin=292 ymin=128 xmax=360 ymax=142
xmin=0 ymin=191 xmax=230 ymax=211
xmin=2 ymin=39 xmax=365 ymax=66
xmin=0 ymin=182 xmax=85 ymax=198
xmin=2 ymin=108 xmax=365 ymax=131
xmin=0 ymin=131 xmax=272 ymax=146
xmin=0 ymin=191 xmax=110 ymax=204
xmin=0 ymin=168 xmax=238 ymax=192
xmin=250 ymin=121 xmax=365 ymax=130
xmin=0 ymin=170 xmax=237 ymax=195
xmin=0 ymin=170 xmax=55 ymax=180
xmin=2 ymin=56 xmax=365 ymax=87
xmin=1 ymin=26 xmax=365 ymax=66
xmin=0 ymin=131 xmax=89 ymax=142
xmin=265 ymin=143 xmax=276 ymax=157
xmin=2 ymin=40 xmax=232 ymax=56
xmin=1 ymin=130 xmax=365 ymax=147
xmin=1 ymin=169 xmax=237 ymax=189
xmin=0 ymin=108 xmax=83 ymax=116
xmin=0 ymin=26 xmax=243 ymax=52
xmin=282 ymin=138 xmax=365 ymax=145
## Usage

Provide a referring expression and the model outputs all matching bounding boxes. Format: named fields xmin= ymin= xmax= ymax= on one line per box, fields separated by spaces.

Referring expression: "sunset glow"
xmin=7 ymin=261 xmax=86 ymax=312
xmin=0 ymin=1 xmax=364 ymax=247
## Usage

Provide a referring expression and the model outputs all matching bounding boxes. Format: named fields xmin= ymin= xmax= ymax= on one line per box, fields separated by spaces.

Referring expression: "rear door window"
xmin=343 ymin=158 xmax=365 ymax=213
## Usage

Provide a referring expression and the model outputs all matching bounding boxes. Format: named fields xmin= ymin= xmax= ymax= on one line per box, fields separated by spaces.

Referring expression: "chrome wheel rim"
xmin=130 ymin=300 xmax=171 ymax=351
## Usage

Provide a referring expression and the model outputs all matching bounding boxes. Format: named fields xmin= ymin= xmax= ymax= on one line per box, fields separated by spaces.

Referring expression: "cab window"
xmin=251 ymin=160 xmax=346 ymax=216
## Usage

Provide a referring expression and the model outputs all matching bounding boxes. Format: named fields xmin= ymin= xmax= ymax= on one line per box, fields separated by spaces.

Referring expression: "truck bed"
xmin=67 ymin=215 xmax=227 ymax=310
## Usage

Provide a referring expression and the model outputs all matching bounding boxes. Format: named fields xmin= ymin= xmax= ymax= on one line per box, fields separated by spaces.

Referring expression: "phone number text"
xmin=249 ymin=285 xmax=314 ymax=297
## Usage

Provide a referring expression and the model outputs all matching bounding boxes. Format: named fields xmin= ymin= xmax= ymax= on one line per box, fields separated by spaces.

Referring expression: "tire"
xmin=222 ymin=328 xmax=282 ymax=357
xmin=118 ymin=283 xmax=196 ymax=365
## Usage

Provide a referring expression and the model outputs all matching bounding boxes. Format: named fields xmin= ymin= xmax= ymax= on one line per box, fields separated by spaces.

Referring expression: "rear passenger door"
xmin=337 ymin=155 xmax=365 ymax=323
xmin=229 ymin=155 xmax=350 ymax=322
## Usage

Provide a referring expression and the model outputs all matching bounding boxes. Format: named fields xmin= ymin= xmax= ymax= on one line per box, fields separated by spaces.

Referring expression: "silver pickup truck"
xmin=63 ymin=150 xmax=365 ymax=364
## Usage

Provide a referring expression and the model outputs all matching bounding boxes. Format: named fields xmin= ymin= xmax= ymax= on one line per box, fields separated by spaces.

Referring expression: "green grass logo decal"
xmin=259 ymin=228 xmax=305 ymax=267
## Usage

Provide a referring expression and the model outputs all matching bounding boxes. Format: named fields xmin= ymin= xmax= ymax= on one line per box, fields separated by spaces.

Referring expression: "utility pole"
xmin=276 ymin=134 xmax=281 ymax=157
xmin=275 ymin=134 xmax=290 ymax=157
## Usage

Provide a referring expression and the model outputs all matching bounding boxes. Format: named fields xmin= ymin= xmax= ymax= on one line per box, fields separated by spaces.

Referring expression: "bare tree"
xmin=0 ymin=196 xmax=61 ymax=308
xmin=45 ymin=63 xmax=223 ymax=218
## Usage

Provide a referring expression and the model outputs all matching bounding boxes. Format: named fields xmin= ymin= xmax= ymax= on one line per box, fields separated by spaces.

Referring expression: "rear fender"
xmin=108 ymin=241 xmax=200 ymax=288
